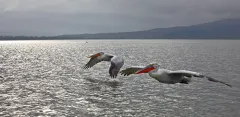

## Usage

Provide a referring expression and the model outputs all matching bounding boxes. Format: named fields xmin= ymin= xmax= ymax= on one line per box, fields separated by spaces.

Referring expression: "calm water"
xmin=0 ymin=40 xmax=240 ymax=117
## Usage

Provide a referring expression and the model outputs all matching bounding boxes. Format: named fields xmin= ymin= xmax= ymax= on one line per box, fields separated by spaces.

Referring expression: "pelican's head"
xmin=136 ymin=63 xmax=160 ymax=74
xmin=152 ymin=63 xmax=160 ymax=69
xmin=88 ymin=52 xmax=104 ymax=58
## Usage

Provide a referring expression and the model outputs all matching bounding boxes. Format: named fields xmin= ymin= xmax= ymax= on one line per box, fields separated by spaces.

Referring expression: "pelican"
xmin=120 ymin=63 xmax=232 ymax=87
xmin=83 ymin=52 xmax=124 ymax=78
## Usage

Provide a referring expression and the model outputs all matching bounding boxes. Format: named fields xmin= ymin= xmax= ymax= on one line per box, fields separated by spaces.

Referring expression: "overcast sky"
xmin=0 ymin=0 xmax=240 ymax=36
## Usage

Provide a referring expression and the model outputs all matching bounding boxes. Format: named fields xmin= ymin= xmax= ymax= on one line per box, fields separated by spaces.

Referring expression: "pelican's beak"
xmin=135 ymin=66 xmax=155 ymax=74
xmin=88 ymin=53 xmax=101 ymax=58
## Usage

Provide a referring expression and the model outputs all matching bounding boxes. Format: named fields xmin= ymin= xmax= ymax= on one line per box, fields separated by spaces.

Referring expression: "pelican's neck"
xmin=102 ymin=54 xmax=114 ymax=61
xmin=151 ymin=67 xmax=159 ymax=73
xmin=148 ymin=67 xmax=159 ymax=75
xmin=148 ymin=68 xmax=160 ymax=78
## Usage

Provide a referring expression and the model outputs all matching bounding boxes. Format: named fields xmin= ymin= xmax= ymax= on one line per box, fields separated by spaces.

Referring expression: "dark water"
xmin=0 ymin=40 xmax=240 ymax=117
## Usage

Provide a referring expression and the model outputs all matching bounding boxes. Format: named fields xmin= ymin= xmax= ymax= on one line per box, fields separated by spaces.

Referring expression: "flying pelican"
xmin=120 ymin=63 xmax=232 ymax=87
xmin=83 ymin=52 xmax=124 ymax=78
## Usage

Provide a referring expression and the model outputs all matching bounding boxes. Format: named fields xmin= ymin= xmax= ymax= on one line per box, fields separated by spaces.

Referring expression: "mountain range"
xmin=1 ymin=19 xmax=240 ymax=40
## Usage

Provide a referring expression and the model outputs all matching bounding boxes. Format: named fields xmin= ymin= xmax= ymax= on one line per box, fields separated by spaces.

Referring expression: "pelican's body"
xmin=120 ymin=64 xmax=231 ymax=87
xmin=148 ymin=69 xmax=199 ymax=84
xmin=84 ymin=52 xmax=124 ymax=78
xmin=148 ymin=69 xmax=174 ymax=83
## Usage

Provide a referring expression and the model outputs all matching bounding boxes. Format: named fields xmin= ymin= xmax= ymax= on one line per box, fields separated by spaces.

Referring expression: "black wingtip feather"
xmin=83 ymin=65 xmax=90 ymax=69
xmin=206 ymin=76 xmax=232 ymax=87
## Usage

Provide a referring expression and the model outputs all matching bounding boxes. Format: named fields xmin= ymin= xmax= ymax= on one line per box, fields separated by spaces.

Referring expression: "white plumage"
xmin=83 ymin=52 xmax=124 ymax=78
xmin=120 ymin=63 xmax=231 ymax=87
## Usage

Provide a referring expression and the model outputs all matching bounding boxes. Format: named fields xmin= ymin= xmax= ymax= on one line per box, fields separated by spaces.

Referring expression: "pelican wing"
xmin=83 ymin=57 xmax=103 ymax=69
xmin=120 ymin=66 xmax=145 ymax=76
xmin=169 ymin=70 xmax=201 ymax=77
xmin=169 ymin=70 xmax=232 ymax=87
xmin=205 ymin=76 xmax=232 ymax=87
xmin=109 ymin=62 xmax=120 ymax=78
xmin=109 ymin=56 xmax=124 ymax=78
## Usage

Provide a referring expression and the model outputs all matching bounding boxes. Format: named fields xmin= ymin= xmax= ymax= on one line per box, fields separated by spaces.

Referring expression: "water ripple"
xmin=0 ymin=40 xmax=240 ymax=116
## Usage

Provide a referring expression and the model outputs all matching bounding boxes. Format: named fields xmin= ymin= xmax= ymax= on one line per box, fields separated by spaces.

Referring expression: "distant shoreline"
xmin=1 ymin=38 xmax=240 ymax=41
xmin=1 ymin=19 xmax=240 ymax=40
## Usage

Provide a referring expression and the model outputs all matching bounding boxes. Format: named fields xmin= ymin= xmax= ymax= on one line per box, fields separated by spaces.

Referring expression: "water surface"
xmin=0 ymin=40 xmax=240 ymax=117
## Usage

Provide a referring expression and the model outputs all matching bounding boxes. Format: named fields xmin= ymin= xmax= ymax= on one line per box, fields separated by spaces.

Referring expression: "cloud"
xmin=0 ymin=0 xmax=240 ymax=36
xmin=1 ymin=0 xmax=19 ymax=11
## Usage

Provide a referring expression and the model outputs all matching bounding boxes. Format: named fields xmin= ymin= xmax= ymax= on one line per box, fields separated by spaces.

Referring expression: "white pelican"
xmin=120 ymin=63 xmax=232 ymax=87
xmin=83 ymin=52 xmax=124 ymax=78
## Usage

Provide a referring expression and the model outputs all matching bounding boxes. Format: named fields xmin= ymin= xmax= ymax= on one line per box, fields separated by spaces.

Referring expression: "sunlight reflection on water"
xmin=0 ymin=40 xmax=240 ymax=116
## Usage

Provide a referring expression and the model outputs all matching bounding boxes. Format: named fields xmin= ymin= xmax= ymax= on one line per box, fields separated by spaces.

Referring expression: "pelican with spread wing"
xmin=83 ymin=52 xmax=124 ymax=78
xmin=120 ymin=63 xmax=232 ymax=87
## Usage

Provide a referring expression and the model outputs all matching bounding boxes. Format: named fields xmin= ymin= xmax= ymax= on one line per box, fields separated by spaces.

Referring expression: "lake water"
xmin=0 ymin=40 xmax=240 ymax=117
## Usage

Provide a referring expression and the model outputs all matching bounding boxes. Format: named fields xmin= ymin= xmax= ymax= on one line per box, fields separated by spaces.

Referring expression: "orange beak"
xmin=88 ymin=53 xmax=101 ymax=58
xmin=135 ymin=67 xmax=155 ymax=74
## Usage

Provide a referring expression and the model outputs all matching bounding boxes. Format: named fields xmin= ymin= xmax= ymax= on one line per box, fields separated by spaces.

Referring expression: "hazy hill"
xmin=59 ymin=19 xmax=240 ymax=39
xmin=1 ymin=19 xmax=240 ymax=40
